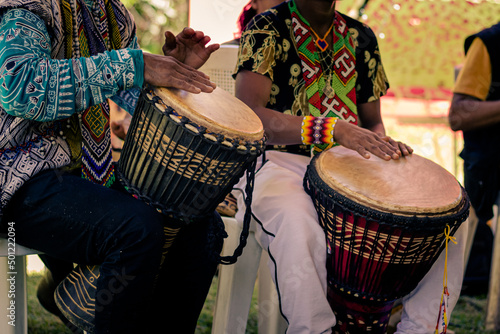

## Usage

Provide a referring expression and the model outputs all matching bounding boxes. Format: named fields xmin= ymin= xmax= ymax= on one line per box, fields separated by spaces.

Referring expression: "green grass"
xmin=26 ymin=271 xmax=258 ymax=334
xmin=27 ymin=272 xmax=73 ymax=334
xmin=26 ymin=271 xmax=500 ymax=334
xmin=448 ymin=295 xmax=500 ymax=334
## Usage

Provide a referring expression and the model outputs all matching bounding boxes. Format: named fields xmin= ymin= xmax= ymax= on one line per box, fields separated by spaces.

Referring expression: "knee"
xmin=272 ymin=212 xmax=326 ymax=250
xmin=266 ymin=220 xmax=327 ymax=267
xmin=112 ymin=209 xmax=167 ymax=258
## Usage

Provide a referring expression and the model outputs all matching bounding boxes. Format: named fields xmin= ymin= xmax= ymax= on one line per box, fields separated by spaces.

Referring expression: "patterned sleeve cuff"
xmin=108 ymin=48 xmax=144 ymax=90
xmin=301 ymin=116 xmax=338 ymax=146
xmin=128 ymin=49 xmax=144 ymax=88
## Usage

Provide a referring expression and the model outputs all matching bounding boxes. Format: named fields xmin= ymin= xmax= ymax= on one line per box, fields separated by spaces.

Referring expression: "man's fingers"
xmin=173 ymin=59 xmax=212 ymax=81
xmin=380 ymin=135 xmax=414 ymax=157
xmin=386 ymin=138 xmax=402 ymax=157
xmin=356 ymin=146 xmax=372 ymax=160
xmin=400 ymin=142 xmax=414 ymax=156
xmin=164 ymin=31 xmax=176 ymax=47
xmin=163 ymin=54 xmax=210 ymax=78
xmin=143 ymin=53 xmax=216 ymax=93
xmin=206 ymin=43 xmax=220 ymax=54
xmin=168 ymin=74 xmax=214 ymax=94
xmin=385 ymin=137 xmax=413 ymax=157
xmin=181 ymin=27 xmax=196 ymax=37
xmin=171 ymin=66 xmax=216 ymax=93
xmin=363 ymin=137 xmax=401 ymax=160
xmin=376 ymin=136 xmax=404 ymax=158
xmin=191 ymin=30 xmax=206 ymax=42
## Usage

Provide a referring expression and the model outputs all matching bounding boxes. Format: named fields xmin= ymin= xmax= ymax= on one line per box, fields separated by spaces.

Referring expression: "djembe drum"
xmin=55 ymin=86 xmax=265 ymax=333
xmin=119 ymin=85 xmax=265 ymax=220
xmin=303 ymin=146 xmax=469 ymax=334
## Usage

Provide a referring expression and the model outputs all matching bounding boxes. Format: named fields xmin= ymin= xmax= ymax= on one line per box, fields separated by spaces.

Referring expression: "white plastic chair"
xmin=485 ymin=196 xmax=500 ymax=330
xmin=199 ymin=43 xmax=239 ymax=96
xmin=0 ymin=237 xmax=41 ymax=334
xmin=213 ymin=217 xmax=287 ymax=334
xmin=200 ymin=45 xmax=287 ymax=333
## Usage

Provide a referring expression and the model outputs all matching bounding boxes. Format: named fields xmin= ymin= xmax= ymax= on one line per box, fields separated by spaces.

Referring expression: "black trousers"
xmin=2 ymin=167 xmax=223 ymax=333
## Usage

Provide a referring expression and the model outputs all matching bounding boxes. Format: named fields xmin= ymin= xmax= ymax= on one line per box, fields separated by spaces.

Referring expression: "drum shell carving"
xmin=118 ymin=88 xmax=265 ymax=220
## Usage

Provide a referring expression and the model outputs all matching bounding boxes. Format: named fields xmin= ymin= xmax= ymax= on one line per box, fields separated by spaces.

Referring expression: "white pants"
xmin=233 ymin=151 xmax=469 ymax=334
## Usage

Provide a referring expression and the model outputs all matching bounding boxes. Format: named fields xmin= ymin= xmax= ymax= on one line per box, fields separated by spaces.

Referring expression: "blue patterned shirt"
xmin=0 ymin=0 xmax=142 ymax=211
xmin=0 ymin=8 xmax=144 ymax=120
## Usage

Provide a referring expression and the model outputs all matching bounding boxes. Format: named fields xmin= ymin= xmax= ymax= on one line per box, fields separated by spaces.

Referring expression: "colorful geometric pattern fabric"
xmin=288 ymin=1 xmax=357 ymax=117
xmin=0 ymin=0 xmax=142 ymax=209
xmin=288 ymin=0 xmax=357 ymax=153
xmin=64 ymin=0 xmax=122 ymax=186
xmin=300 ymin=116 xmax=337 ymax=146
xmin=236 ymin=1 xmax=389 ymax=156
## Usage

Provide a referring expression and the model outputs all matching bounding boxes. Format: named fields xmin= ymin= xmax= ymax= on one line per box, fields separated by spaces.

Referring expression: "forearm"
xmin=357 ymin=100 xmax=386 ymax=136
xmin=0 ymin=50 xmax=144 ymax=121
xmin=253 ymin=106 xmax=303 ymax=145
xmin=110 ymin=36 xmax=143 ymax=115
xmin=235 ymin=70 xmax=303 ymax=145
xmin=449 ymin=93 xmax=500 ymax=131
xmin=260 ymin=106 xmax=386 ymax=146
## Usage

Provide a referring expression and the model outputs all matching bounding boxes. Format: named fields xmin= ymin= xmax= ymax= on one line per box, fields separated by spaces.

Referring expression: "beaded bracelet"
xmin=301 ymin=116 xmax=338 ymax=146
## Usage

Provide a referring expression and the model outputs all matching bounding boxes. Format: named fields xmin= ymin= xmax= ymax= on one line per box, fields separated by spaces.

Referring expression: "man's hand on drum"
xmin=382 ymin=135 xmax=413 ymax=159
xmin=162 ymin=27 xmax=220 ymax=69
xmin=143 ymin=52 xmax=216 ymax=94
xmin=334 ymin=119 xmax=413 ymax=160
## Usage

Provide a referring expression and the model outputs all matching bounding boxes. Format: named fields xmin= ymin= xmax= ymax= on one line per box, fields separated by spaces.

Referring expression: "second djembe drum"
xmin=303 ymin=146 xmax=469 ymax=334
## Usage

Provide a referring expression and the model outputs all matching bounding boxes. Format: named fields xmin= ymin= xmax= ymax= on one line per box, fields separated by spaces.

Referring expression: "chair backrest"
xmin=199 ymin=44 xmax=239 ymax=96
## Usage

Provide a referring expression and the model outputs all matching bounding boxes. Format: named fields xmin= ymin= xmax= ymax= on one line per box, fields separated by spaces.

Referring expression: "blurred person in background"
xmin=234 ymin=0 xmax=285 ymax=41
xmin=449 ymin=22 xmax=500 ymax=296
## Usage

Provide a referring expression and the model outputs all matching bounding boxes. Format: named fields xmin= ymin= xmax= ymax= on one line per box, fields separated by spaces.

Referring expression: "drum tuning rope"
xmin=435 ymin=224 xmax=457 ymax=334
xmin=218 ymin=157 xmax=257 ymax=265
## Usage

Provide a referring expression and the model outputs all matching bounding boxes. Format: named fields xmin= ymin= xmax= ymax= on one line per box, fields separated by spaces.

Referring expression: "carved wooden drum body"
xmin=119 ymin=86 xmax=265 ymax=221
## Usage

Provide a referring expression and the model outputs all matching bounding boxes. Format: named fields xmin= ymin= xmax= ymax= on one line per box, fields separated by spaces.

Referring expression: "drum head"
xmin=314 ymin=146 xmax=463 ymax=216
xmin=153 ymin=86 xmax=264 ymax=142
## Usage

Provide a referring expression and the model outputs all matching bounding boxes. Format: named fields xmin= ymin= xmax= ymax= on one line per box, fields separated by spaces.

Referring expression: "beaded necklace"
xmin=310 ymin=20 xmax=335 ymax=52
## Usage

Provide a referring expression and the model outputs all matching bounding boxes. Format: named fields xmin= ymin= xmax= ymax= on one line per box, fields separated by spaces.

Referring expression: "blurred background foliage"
xmin=123 ymin=0 xmax=369 ymax=55
xmin=123 ymin=0 xmax=189 ymax=54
